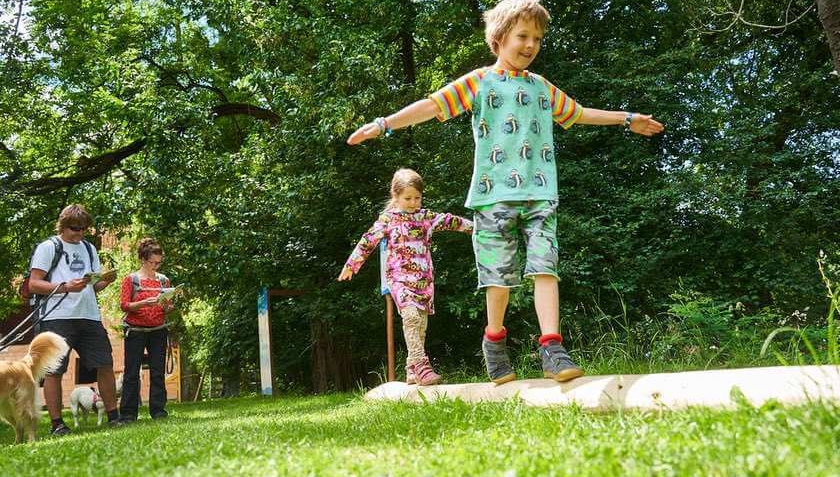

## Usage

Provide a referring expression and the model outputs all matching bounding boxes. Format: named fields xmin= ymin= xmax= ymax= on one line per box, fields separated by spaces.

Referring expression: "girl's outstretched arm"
xmin=338 ymin=214 xmax=390 ymax=280
xmin=431 ymin=212 xmax=473 ymax=234
xmin=347 ymin=99 xmax=441 ymax=145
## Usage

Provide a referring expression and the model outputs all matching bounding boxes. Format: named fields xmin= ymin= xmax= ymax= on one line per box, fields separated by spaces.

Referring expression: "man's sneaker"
xmin=151 ymin=411 xmax=168 ymax=420
xmin=411 ymin=357 xmax=442 ymax=386
xmin=405 ymin=366 xmax=417 ymax=385
xmin=50 ymin=423 xmax=71 ymax=436
xmin=540 ymin=340 xmax=584 ymax=382
xmin=109 ymin=418 xmax=126 ymax=428
xmin=482 ymin=335 xmax=517 ymax=384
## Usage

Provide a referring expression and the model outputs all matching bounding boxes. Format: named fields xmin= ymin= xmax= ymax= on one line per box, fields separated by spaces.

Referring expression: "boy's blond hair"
xmin=483 ymin=0 xmax=550 ymax=56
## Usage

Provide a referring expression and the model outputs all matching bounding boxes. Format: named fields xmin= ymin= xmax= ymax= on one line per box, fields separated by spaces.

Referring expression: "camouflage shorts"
xmin=472 ymin=200 xmax=559 ymax=288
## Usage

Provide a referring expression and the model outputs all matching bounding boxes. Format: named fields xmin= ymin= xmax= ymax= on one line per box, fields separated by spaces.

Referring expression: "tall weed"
xmin=761 ymin=251 xmax=840 ymax=365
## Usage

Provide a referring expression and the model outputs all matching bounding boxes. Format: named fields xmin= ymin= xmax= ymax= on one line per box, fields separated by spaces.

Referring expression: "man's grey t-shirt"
xmin=30 ymin=237 xmax=102 ymax=321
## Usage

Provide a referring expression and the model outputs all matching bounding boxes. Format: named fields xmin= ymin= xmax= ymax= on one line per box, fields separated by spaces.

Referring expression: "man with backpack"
xmin=27 ymin=204 xmax=122 ymax=435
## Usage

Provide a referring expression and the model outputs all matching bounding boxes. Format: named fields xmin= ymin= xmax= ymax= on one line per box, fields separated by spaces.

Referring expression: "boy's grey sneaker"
xmin=482 ymin=335 xmax=517 ymax=384
xmin=540 ymin=341 xmax=584 ymax=382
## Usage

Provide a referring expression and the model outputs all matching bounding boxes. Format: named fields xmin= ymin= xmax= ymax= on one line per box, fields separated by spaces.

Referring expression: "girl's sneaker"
xmin=405 ymin=366 xmax=417 ymax=385
xmin=411 ymin=357 xmax=442 ymax=386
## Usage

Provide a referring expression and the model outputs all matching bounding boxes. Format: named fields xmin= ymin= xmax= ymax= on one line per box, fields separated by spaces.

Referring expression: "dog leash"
xmin=166 ymin=335 xmax=175 ymax=374
xmin=0 ymin=283 xmax=69 ymax=353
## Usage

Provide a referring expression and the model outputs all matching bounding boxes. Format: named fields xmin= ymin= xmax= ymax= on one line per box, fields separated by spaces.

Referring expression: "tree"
xmin=818 ymin=0 xmax=840 ymax=74
xmin=2 ymin=1 xmax=838 ymax=391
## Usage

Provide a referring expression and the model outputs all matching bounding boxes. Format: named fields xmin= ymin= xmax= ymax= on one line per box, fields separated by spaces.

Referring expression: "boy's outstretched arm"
xmin=577 ymin=108 xmax=664 ymax=136
xmin=347 ymin=98 xmax=442 ymax=145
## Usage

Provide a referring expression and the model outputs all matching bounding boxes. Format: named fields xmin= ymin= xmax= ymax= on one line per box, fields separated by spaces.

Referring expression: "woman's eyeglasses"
xmin=147 ymin=260 xmax=164 ymax=266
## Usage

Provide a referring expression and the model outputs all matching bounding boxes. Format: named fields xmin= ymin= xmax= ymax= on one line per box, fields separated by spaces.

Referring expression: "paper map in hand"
xmin=156 ymin=284 xmax=184 ymax=303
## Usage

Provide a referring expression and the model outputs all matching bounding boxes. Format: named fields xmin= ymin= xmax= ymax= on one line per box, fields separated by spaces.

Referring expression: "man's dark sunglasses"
xmin=68 ymin=226 xmax=86 ymax=231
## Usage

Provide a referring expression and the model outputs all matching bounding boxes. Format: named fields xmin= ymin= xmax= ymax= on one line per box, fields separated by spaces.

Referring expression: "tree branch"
xmin=139 ymin=54 xmax=230 ymax=102
xmin=17 ymin=139 xmax=146 ymax=195
xmin=695 ymin=0 xmax=816 ymax=33
xmin=6 ymin=102 xmax=280 ymax=195
xmin=212 ymin=103 xmax=280 ymax=124
xmin=14 ymin=0 xmax=23 ymax=37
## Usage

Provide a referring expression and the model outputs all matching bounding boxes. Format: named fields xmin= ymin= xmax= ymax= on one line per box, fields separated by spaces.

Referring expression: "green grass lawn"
xmin=1 ymin=391 xmax=838 ymax=476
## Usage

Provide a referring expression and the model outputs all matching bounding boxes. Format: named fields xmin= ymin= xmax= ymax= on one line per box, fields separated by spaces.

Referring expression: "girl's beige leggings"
xmin=400 ymin=306 xmax=428 ymax=366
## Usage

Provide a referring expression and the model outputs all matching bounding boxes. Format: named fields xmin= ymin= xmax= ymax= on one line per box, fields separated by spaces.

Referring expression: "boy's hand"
xmin=630 ymin=114 xmax=664 ymax=136
xmin=337 ymin=268 xmax=354 ymax=281
xmin=347 ymin=122 xmax=381 ymax=145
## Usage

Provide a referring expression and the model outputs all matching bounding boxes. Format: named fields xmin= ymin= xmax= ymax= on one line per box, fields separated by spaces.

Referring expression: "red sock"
xmin=538 ymin=333 xmax=563 ymax=346
xmin=484 ymin=326 xmax=507 ymax=342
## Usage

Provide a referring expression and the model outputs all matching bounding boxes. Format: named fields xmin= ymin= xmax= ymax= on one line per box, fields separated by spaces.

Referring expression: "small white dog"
xmin=69 ymin=386 xmax=105 ymax=427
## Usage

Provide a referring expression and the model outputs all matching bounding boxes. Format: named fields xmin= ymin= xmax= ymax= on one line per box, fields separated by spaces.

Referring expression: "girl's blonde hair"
xmin=483 ymin=0 xmax=550 ymax=56
xmin=384 ymin=168 xmax=425 ymax=212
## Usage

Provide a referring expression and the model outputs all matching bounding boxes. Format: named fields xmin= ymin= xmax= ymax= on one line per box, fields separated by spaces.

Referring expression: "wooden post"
xmin=258 ymin=288 xmax=304 ymax=396
xmin=379 ymin=240 xmax=396 ymax=382
xmin=257 ymin=287 xmax=273 ymax=396
xmin=385 ymin=294 xmax=396 ymax=382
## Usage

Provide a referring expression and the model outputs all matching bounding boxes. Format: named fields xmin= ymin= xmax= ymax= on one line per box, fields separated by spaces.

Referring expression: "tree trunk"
xmin=220 ymin=374 xmax=240 ymax=398
xmin=468 ymin=0 xmax=482 ymax=29
xmin=310 ymin=318 xmax=355 ymax=393
xmin=817 ymin=0 xmax=840 ymax=74
xmin=399 ymin=0 xmax=417 ymax=85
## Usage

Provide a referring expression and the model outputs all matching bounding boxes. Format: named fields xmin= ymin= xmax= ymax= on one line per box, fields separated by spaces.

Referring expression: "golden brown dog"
xmin=0 ymin=332 xmax=69 ymax=443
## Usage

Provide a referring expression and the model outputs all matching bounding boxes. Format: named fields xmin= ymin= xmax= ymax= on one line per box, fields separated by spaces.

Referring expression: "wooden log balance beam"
xmin=365 ymin=365 xmax=840 ymax=411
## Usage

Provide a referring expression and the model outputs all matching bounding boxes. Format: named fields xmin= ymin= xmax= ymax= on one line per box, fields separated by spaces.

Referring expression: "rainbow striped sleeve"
xmin=543 ymin=78 xmax=583 ymax=130
xmin=429 ymin=70 xmax=482 ymax=121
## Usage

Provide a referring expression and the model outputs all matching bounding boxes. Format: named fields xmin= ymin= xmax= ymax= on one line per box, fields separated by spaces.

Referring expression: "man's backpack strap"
xmin=81 ymin=240 xmax=94 ymax=272
xmin=43 ymin=236 xmax=64 ymax=282
xmin=28 ymin=236 xmax=65 ymax=311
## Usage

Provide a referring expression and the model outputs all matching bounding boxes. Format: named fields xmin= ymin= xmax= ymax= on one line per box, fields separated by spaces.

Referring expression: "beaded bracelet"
xmin=374 ymin=117 xmax=392 ymax=137
xmin=623 ymin=112 xmax=635 ymax=132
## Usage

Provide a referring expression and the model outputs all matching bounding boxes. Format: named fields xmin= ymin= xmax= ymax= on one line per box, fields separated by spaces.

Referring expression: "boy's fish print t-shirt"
xmin=344 ymin=209 xmax=472 ymax=315
xmin=429 ymin=67 xmax=583 ymax=208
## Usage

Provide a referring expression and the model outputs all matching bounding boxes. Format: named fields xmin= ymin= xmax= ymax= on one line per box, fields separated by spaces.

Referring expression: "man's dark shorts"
xmin=39 ymin=319 xmax=113 ymax=375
